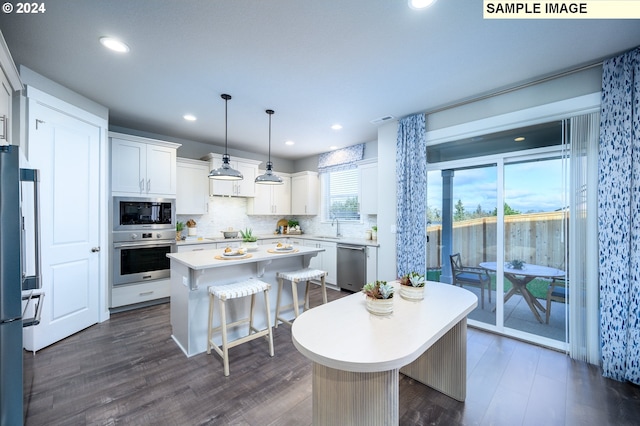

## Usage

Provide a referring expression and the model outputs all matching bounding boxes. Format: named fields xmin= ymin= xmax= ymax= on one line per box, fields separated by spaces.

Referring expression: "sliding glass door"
xmin=426 ymin=121 xmax=569 ymax=348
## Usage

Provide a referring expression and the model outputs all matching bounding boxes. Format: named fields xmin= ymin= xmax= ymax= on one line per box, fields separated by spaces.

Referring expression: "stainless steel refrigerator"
xmin=1 ymin=145 xmax=41 ymax=426
xmin=0 ymin=145 xmax=24 ymax=425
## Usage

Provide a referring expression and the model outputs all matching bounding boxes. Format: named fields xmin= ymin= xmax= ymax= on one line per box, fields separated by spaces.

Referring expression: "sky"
xmin=427 ymin=158 xmax=566 ymax=216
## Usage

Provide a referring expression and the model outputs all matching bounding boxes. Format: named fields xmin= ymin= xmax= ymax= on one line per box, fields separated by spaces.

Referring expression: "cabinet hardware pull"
xmin=0 ymin=115 xmax=6 ymax=140
xmin=140 ymin=179 xmax=144 ymax=192
xmin=91 ymin=247 xmax=100 ymax=252
xmin=139 ymin=291 xmax=154 ymax=296
xmin=147 ymin=179 xmax=151 ymax=193
xmin=35 ymin=119 xmax=45 ymax=130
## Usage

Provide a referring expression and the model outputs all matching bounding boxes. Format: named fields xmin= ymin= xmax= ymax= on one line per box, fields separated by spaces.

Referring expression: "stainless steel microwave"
xmin=113 ymin=197 xmax=175 ymax=231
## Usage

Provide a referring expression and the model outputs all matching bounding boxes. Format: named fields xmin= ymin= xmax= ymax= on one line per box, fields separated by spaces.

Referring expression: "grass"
xmin=426 ymin=270 xmax=550 ymax=300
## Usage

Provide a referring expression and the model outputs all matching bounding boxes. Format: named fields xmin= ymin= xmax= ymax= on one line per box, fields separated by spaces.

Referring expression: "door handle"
xmin=91 ymin=247 xmax=100 ymax=252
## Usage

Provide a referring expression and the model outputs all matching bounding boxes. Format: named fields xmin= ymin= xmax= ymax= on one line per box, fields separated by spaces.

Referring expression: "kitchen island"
xmin=292 ymin=281 xmax=477 ymax=425
xmin=167 ymin=244 xmax=324 ymax=357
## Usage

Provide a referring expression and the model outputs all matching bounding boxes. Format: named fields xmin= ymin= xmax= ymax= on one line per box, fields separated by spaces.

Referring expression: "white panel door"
xmin=23 ymin=100 xmax=100 ymax=351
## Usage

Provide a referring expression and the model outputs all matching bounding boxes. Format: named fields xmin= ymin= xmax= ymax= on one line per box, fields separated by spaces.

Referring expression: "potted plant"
xmin=186 ymin=219 xmax=197 ymax=236
xmin=399 ymin=271 xmax=426 ymax=301
xmin=361 ymin=280 xmax=394 ymax=315
xmin=371 ymin=225 xmax=378 ymax=240
xmin=176 ymin=221 xmax=185 ymax=241
xmin=239 ymin=228 xmax=259 ymax=250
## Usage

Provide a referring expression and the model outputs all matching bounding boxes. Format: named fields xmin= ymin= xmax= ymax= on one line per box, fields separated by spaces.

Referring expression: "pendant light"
xmin=255 ymin=109 xmax=283 ymax=185
xmin=209 ymin=94 xmax=243 ymax=181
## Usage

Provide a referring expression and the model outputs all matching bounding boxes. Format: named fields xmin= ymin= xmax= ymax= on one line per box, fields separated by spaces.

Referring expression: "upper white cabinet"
xmin=247 ymin=172 xmax=291 ymax=215
xmin=291 ymin=171 xmax=319 ymax=215
xmin=111 ymin=132 xmax=180 ymax=197
xmin=176 ymin=158 xmax=209 ymax=215
xmin=201 ymin=153 xmax=260 ymax=197
xmin=358 ymin=160 xmax=378 ymax=215
xmin=0 ymin=34 xmax=22 ymax=147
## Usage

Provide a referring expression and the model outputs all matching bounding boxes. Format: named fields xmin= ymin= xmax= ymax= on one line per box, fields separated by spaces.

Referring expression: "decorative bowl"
xmin=221 ymin=230 xmax=239 ymax=239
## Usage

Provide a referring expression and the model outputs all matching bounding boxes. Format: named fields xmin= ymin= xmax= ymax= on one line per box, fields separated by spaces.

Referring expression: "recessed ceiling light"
xmin=285 ymin=140 xmax=295 ymax=146
xmin=514 ymin=136 xmax=526 ymax=142
xmin=99 ymin=37 xmax=130 ymax=53
xmin=183 ymin=114 xmax=197 ymax=121
xmin=331 ymin=124 xmax=343 ymax=130
xmin=408 ymin=0 xmax=437 ymax=9
xmin=329 ymin=145 xmax=338 ymax=150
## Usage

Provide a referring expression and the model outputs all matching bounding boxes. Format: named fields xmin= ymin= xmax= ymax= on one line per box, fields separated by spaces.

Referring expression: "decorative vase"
xmin=241 ymin=241 xmax=259 ymax=251
xmin=400 ymin=285 xmax=424 ymax=301
xmin=371 ymin=230 xmax=377 ymax=240
xmin=366 ymin=297 xmax=394 ymax=315
xmin=176 ymin=230 xmax=183 ymax=241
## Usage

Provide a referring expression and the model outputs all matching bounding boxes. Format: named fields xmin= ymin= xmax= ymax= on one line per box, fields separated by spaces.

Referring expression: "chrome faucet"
xmin=332 ymin=218 xmax=341 ymax=237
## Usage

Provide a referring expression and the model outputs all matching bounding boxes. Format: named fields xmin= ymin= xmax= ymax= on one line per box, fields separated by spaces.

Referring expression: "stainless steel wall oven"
xmin=112 ymin=197 xmax=176 ymax=287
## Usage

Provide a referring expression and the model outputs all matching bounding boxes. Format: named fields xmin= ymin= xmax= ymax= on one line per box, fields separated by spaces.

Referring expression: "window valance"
xmin=318 ymin=143 xmax=364 ymax=174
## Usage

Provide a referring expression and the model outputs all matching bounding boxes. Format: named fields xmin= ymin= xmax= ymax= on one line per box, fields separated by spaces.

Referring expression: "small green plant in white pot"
xmin=240 ymin=228 xmax=259 ymax=250
xmin=371 ymin=225 xmax=378 ymax=240
xmin=399 ymin=271 xmax=426 ymax=301
xmin=362 ymin=280 xmax=394 ymax=315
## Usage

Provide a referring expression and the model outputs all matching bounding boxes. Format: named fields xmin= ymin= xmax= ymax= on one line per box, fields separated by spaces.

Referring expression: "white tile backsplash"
xmin=177 ymin=196 xmax=376 ymax=239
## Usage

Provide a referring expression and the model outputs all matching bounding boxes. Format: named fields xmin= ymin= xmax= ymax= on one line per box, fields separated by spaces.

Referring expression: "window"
xmin=322 ymin=168 xmax=360 ymax=221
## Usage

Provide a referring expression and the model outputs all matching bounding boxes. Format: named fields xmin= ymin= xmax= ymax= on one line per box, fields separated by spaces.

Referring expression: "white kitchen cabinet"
xmin=303 ymin=240 xmax=337 ymax=285
xmin=111 ymin=132 xmax=180 ymax=197
xmin=201 ymin=153 xmax=260 ymax=197
xmin=111 ymin=279 xmax=170 ymax=308
xmin=366 ymin=245 xmax=378 ymax=283
xmin=177 ymin=158 xmax=209 ymax=215
xmin=359 ymin=161 xmax=378 ymax=215
xmin=176 ymin=243 xmax=217 ymax=253
xmin=291 ymin=171 xmax=319 ymax=215
xmin=217 ymin=241 xmax=241 ymax=249
xmin=247 ymin=172 xmax=291 ymax=215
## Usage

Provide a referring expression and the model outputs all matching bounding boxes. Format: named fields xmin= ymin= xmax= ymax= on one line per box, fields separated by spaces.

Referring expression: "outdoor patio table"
xmin=479 ymin=262 xmax=565 ymax=323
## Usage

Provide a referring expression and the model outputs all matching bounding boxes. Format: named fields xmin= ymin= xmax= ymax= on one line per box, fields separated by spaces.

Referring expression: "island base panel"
xmin=312 ymin=363 xmax=399 ymax=426
xmin=400 ymin=318 xmax=467 ymax=402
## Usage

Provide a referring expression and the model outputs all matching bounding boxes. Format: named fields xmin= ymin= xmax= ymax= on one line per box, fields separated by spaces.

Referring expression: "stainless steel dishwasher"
xmin=337 ymin=244 xmax=367 ymax=292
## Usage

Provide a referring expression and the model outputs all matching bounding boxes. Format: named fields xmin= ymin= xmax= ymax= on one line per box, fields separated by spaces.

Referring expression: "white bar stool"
xmin=207 ymin=279 xmax=274 ymax=376
xmin=275 ymin=268 xmax=327 ymax=328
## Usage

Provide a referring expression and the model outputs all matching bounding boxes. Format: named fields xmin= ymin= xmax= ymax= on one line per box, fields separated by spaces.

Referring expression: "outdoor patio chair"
xmin=449 ymin=253 xmax=491 ymax=309
xmin=545 ymin=277 xmax=567 ymax=324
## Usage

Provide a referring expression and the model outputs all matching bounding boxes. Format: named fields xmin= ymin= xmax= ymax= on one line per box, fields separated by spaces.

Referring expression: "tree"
xmin=454 ymin=199 xmax=466 ymax=221
xmin=491 ymin=202 xmax=520 ymax=216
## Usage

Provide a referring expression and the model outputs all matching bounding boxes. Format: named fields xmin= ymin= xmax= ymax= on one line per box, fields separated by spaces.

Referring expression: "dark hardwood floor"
xmin=23 ymin=286 xmax=640 ymax=425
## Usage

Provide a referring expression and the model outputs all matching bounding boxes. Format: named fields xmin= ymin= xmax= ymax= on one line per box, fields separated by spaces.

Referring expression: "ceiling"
xmin=1 ymin=1 xmax=639 ymax=160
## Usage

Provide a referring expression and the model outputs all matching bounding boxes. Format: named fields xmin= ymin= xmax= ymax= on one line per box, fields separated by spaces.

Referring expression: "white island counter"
xmin=292 ymin=281 xmax=477 ymax=425
xmin=167 ymin=245 xmax=324 ymax=357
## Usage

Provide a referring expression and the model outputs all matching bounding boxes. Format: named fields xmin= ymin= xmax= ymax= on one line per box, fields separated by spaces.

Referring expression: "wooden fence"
xmin=427 ymin=211 xmax=568 ymax=270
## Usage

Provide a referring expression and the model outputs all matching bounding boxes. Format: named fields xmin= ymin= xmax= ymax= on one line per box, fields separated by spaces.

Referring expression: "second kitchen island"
xmin=167 ymin=245 xmax=325 ymax=357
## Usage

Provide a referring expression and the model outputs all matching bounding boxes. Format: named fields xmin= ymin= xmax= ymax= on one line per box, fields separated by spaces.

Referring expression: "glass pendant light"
xmin=255 ymin=109 xmax=283 ymax=185
xmin=209 ymin=94 xmax=243 ymax=181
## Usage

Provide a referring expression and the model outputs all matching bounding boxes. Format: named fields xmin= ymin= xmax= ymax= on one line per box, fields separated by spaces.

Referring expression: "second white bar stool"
xmin=275 ymin=268 xmax=327 ymax=328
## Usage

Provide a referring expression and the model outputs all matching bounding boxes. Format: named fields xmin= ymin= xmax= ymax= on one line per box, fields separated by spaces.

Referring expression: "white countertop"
xmin=176 ymin=234 xmax=380 ymax=247
xmin=167 ymin=244 xmax=324 ymax=270
xmin=291 ymin=281 xmax=477 ymax=373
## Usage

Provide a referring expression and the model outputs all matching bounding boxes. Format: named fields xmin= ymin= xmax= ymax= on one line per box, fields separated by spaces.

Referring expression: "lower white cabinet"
xmin=176 ymin=243 xmax=217 ymax=253
xmin=303 ymin=240 xmax=337 ymax=285
xmin=111 ymin=279 xmax=170 ymax=308
xmin=366 ymin=246 xmax=378 ymax=283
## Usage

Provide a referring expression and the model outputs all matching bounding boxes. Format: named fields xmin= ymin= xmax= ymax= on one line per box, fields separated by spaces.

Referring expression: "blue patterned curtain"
xmin=598 ymin=46 xmax=640 ymax=385
xmin=396 ymin=114 xmax=427 ymax=277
